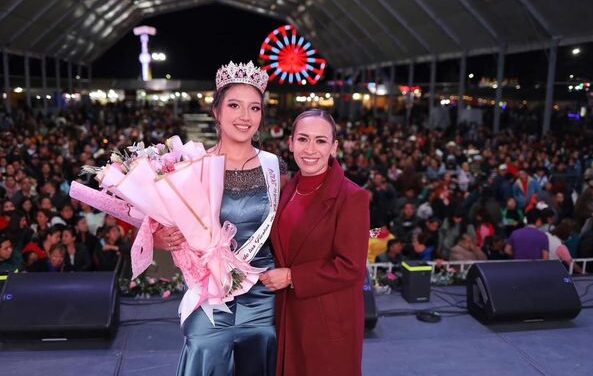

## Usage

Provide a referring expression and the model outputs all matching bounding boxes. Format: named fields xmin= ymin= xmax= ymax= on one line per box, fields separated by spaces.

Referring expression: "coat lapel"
xmin=287 ymin=159 xmax=344 ymax=265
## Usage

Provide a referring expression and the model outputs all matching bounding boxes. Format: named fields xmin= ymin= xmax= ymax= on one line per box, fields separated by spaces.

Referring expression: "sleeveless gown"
xmin=176 ymin=167 xmax=277 ymax=376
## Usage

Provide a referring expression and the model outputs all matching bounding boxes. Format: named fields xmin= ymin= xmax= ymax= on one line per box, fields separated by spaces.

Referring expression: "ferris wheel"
xmin=259 ymin=25 xmax=327 ymax=85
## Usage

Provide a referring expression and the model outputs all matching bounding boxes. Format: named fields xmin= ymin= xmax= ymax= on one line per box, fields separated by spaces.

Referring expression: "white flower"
xmin=110 ymin=153 xmax=124 ymax=164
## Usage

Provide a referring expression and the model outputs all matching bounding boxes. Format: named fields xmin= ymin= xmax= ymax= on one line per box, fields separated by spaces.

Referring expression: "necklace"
xmin=296 ymin=183 xmax=323 ymax=196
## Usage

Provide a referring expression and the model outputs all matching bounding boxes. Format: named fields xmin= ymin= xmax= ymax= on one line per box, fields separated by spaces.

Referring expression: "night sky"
xmin=93 ymin=4 xmax=284 ymax=80
xmin=92 ymin=3 xmax=593 ymax=93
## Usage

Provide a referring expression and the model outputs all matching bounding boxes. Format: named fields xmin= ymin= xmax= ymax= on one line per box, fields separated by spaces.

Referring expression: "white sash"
xmin=235 ymin=149 xmax=280 ymax=262
xmin=180 ymin=149 xmax=280 ymax=326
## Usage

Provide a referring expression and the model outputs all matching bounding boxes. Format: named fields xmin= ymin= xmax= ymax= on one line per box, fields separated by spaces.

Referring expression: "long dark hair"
xmin=210 ymin=83 xmax=264 ymax=169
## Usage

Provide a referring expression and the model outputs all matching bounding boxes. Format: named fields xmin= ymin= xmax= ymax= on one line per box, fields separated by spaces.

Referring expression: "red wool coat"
xmin=271 ymin=161 xmax=370 ymax=376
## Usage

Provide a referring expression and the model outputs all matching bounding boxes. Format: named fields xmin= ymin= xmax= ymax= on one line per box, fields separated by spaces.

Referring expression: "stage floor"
xmin=2 ymin=279 xmax=593 ymax=376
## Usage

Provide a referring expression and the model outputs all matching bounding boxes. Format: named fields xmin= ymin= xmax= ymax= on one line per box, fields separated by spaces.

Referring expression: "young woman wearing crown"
xmin=154 ymin=61 xmax=287 ymax=376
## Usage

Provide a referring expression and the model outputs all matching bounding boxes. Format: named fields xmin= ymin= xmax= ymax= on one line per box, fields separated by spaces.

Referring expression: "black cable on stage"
xmin=432 ymin=291 xmax=466 ymax=309
xmin=578 ymin=282 xmax=593 ymax=299
xmin=431 ymin=287 xmax=466 ymax=297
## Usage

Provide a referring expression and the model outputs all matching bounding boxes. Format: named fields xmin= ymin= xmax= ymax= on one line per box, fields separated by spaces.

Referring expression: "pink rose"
xmin=386 ymin=272 xmax=397 ymax=281
xmin=162 ymin=290 xmax=172 ymax=299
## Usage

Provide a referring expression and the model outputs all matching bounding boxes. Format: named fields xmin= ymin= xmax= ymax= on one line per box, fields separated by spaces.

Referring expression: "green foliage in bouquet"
xmin=229 ymin=268 xmax=246 ymax=295
xmin=119 ymin=272 xmax=186 ymax=298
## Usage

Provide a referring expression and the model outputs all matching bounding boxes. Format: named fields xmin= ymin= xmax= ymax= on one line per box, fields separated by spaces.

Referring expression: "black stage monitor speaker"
xmin=466 ymin=260 xmax=581 ymax=323
xmin=0 ymin=272 xmax=119 ymax=340
xmin=402 ymin=261 xmax=432 ymax=303
xmin=363 ymin=270 xmax=378 ymax=330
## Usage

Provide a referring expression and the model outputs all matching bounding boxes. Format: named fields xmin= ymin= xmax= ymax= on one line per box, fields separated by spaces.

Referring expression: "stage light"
xmin=571 ymin=47 xmax=581 ymax=56
xmin=165 ymin=74 xmax=171 ymax=79
xmin=468 ymin=73 xmax=474 ymax=79
xmin=14 ymin=87 xmax=23 ymax=93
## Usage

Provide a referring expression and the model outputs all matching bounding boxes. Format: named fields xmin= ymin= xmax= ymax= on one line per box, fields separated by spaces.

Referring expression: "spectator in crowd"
xmin=473 ymin=209 xmax=496 ymax=249
xmin=391 ymin=202 xmax=420 ymax=243
xmin=6 ymin=211 xmax=33 ymax=251
xmin=554 ymin=218 xmax=581 ymax=258
xmin=376 ymin=238 xmax=406 ymax=265
xmin=482 ymin=235 xmax=510 ymax=260
xmin=27 ymin=243 xmax=66 ymax=272
xmin=31 ymin=208 xmax=53 ymax=235
xmin=58 ymin=203 xmax=77 ymax=227
xmin=1 ymin=175 xmax=19 ymax=199
xmin=550 ymin=191 xmax=574 ymax=224
xmin=410 ymin=232 xmax=434 ymax=261
xmin=367 ymin=171 xmax=397 ymax=228
xmin=74 ymin=216 xmax=102 ymax=268
xmin=40 ymin=180 xmax=68 ymax=210
xmin=438 ymin=208 xmax=476 ymax=260
xmin=449 ymin=233 xmax=487 ymax=261
xmin=10 ymin=177 xmax=35 ymax=207
xmin=501 ymin=197 xmax=524 ymax=237
xmin=513 ymin=170 xmax=540 ymax=209
xmin=0 ymin=235 xmax=22 ymax=273
xmin=534 ymin=167 xmax=549 ymax=189
xmin=547 ymin=225 xmax=582 ymax=273
xmin=96 ymin=225 xmax=131 ymax=277
xmin=578 ymin=217 xmax=593 ymax=272
xmin=62 ymin=227 xmax=92 ymax=272
xmin=505 ymin=210 xmax=549 ymax=260
xmin=367 ymin=226 xmax=395 ymax=263
xmin=0 ymin=199 xmax=15 ymax=231
xmin=420 ymin=216 xmax=441 ymax=256
xmin=575 ymin=170 xmax=593 ymax=228
xmin=457 ymin=162 xmax=474 ymax=192
xmin=492 ymin=164 xmax=513 ymax=205
xmin=19 ymin=197 xmax=35 ymax=224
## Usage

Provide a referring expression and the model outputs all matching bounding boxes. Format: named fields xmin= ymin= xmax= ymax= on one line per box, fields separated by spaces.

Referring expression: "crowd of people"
xmin=0 ymin=104 xmax=186 ymax=275
xmin=1 ymin=102 xmax=593 ymax=276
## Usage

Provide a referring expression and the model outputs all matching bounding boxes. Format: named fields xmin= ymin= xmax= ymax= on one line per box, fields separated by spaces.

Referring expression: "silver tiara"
xmin=215 ymin=61 xmax=269 ymax=93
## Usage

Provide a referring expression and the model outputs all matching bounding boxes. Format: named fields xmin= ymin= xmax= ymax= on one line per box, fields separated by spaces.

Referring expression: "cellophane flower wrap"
xmin=70 ymin=136 xmax=266 ymax=325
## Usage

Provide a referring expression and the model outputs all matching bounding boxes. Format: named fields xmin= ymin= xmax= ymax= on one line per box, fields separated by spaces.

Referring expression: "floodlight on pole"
xmin=151 ymin=52 xmax=166 ymax=61
xmin=133 ymin=25 xmax=157 ymax=81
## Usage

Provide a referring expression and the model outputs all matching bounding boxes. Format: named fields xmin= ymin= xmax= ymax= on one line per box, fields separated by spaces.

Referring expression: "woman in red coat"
xmin=260 ymin=109 xmax=370 ymax=376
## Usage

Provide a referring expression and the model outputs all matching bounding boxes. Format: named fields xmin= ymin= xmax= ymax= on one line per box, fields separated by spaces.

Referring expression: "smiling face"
xmin=289 ymin=115 xmax=338 ymax=177
xmin=214 ymin=84 xmax=262 ymax=145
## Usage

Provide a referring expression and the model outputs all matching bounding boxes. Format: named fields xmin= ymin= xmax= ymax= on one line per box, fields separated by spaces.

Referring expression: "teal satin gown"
xmin=176 ymin=168 xmax=276 ymax=376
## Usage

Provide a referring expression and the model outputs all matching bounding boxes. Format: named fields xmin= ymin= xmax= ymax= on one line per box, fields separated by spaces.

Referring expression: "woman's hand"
xmin=153 ymin=225 xmax=185 ymax=252
xmin=260 ymin=268 xmax=292 ymax=291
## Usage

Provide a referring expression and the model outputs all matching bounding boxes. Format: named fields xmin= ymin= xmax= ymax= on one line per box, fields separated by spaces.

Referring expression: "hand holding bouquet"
xmin=71 ymin=136 xmax=266 ymax=325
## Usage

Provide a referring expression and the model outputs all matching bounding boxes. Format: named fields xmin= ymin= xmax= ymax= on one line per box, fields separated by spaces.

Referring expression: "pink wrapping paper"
xmin=70 ymin=137 xmax=265 ymax=325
